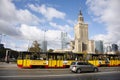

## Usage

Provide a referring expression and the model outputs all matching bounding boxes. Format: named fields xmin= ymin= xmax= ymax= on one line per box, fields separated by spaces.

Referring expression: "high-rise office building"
xmin=88 ymin=40 xmax=95 ymax=53
xmin=0 ymin=44 xmax=4 ymax=49
xmin=112 ymin=44 xmax=118 ymax=52
xmin=41 ymin=41 xmax=47 ymax=52
xmin=95 ymin=41 xmax=104 ymax=54
xmin=61 ymin=32 xmax=68 ymax=50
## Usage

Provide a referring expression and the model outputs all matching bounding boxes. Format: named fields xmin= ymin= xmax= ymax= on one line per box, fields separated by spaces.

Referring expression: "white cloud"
xmin=0 ymin=0 xmax=71 ymax=50
xmin=19 ymin=24 xmax=66 ymax=50
xmin=49 ymin=22 xmax=73 ymax=32
xmin=17 ymin=9 xmax=41 ymax=25
xmin=4 ymin=37 xmax=29 ymax=51
xmin=0 ymin=0 xmax=17 ymax=23
xmin=46 ymin=30 xmax=72 ymax=49
xmin=0 ymin=0 xmax=41 ymax=36
xmin=86 ymin=0 xmax=120 ymax=43
xmin=28 ymin=4 xmax=66 ymax=20
xmin=0 ymin=0 xmax=42 ymax=50
xmin=67 ymin=20 xmax=76 ymax=26
xmin=0 ymin=20 xmax=21 ymax=37
xmin=19 ymin=24 xmax=73 ymax=50
xmin=46 ymin=30 xmax=62 ymax=49
xmin=20 ymin=24 xmax=44 ymax=40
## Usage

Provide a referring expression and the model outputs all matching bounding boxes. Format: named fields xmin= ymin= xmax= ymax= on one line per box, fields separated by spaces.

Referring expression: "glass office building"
xmin=95 ymin=41 xmax=104 ymax=54
xmin=112 ymin=44 xmax=118 ymax=52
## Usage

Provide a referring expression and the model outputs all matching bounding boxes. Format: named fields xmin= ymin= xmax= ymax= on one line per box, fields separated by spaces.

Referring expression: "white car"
xmin=70 ymin=61 xmax=99 ymax=73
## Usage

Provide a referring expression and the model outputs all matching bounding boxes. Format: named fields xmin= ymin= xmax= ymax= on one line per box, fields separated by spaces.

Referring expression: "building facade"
xmin=0 ymin=44 xmax=4 ymax=49
xmin=74 ymin=11 xmax=88 ymax=52
xmin=112 ymin=44 xmax=118 ymax=52
xmin=88 ymin=40 xmax=95 ymax=53
xmin=70 ymin=11 xmax=95 ymax=53
xmin=41 ymin=41 xmax=47 ymax=52
xmin=95 ymin=40 xmax=104 ymax=54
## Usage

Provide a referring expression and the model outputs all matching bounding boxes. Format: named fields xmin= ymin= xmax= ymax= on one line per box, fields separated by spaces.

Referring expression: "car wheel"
xmin=76 ymin=69 xmax=81 ymax=73
xmin=94 ymin=68 xmax=98 ymax=72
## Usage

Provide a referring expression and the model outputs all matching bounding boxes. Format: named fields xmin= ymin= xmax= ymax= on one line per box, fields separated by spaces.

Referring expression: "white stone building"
xmin=70 ymin=11 xmax=95 ymax=53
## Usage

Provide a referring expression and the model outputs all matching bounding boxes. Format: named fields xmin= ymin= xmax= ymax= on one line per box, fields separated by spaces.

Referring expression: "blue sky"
xmin=13 ymin=0 xmax=106 ymax=38
xmin=0 ymin=0 xmax=120 ymax=51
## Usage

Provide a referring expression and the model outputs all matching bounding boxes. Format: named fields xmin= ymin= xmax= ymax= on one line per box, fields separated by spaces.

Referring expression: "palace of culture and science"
xmin=53 ymin=11 xmax=118 ymax=54
xmin=52 ymin=11 xmax=117 ymax=54
xmin=70 ymin=11 xmax=95 ymax=53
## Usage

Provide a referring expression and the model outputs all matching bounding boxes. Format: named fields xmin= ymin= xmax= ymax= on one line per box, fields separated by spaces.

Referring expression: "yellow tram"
xmin=17 ymin=52 xmax=65 ymax=68
xmin=88 ymin=54 xmax=120 ymax=67
xmin=17 ymin=52 xmax=120 ymax=68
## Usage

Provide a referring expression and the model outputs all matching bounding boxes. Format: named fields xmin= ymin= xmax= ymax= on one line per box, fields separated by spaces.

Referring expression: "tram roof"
xmin=19 ymin=51 xmax=65 ymax=55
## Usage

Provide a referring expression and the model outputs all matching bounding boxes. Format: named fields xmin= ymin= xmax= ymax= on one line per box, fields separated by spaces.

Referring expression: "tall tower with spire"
xmin=78 ymin=10 xmax=84 ymax=23
xmin=74 ymin=10 xmax=88 ymax=53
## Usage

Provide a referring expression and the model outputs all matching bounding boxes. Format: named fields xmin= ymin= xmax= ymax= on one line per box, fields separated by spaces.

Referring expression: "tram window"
xmin=115 ymin=57 xmax=118 ymax=60
xmin=92 ymin=57 xmax=94 ymax=60
xmin=79 ymin=57 xmax=82 ymax=60
xmin=110 ymin=57 xmax=113 ymax=60
xmin=105 ymin=58 xmax=110 ymax=63
xmin=30 ymin=54 xmax=39 ymax=60
xmin=49 ymin=56 xmax=55 ymax=60
xmin=23 ymin=55 xmax=30 ymax=59
xmin=89 ymin=56 xmax=92 ymax=60
xmin=33 ymin=55 xmax=36 ymax=60
xmin=17 ymin=54 xmax=22 ymax=59
xmin=59 ymin=56 xmax=63 ymax=60
xmin=119 ymin=57 xmax=120 ymax=60
xmin=17 ymin=56 xmax=22 ymax=59
xmin=57 ymin=56 xmax=59 ymax=60
xmin=17 ymin=53 xmax=23 ymax=59
xmin=57 ymin=56 xmax=62 ymax=60
xmin=93 ymin=56 xmax=97 ymax=60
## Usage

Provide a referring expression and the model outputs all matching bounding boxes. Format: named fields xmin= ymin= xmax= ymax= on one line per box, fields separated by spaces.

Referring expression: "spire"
xmin=79 ymin=10 xmax=82 ymax=16
xmin=78 ymin=10 xmax=84 ymax=23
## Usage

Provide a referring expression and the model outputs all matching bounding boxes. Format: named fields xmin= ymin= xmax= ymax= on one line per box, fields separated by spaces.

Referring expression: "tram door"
xmin=23 ymin=54 xmax=31 ymax=68
xmin=48 ymin=53 xmax=64 ymax=68
xmin=17 ymin=52 xmax=23 ymax=68
xmin=48 ymin=54 xmax=56 ymax=67
xmin=56 ymin=55 xmax=63 ymax=67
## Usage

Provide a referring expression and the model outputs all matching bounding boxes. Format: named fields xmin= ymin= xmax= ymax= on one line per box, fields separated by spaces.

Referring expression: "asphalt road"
xmin=0 ymin=63 xmax=120 ymax=80
xmin=0 ymin=71 xmax=120 ymax=80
